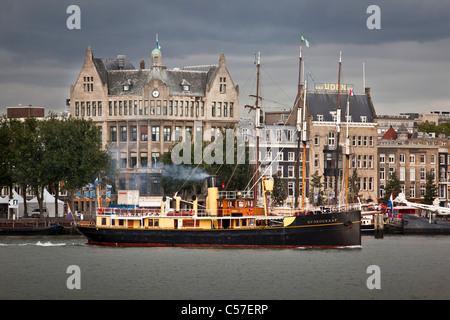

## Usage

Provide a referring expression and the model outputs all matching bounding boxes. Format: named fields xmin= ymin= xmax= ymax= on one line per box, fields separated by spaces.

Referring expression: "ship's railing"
xmin=218 ymin=190 xmax=254 ymax=199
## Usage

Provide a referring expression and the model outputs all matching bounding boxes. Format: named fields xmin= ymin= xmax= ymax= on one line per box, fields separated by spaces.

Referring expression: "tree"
xmin=271 ymin=172 xmax=286 ymax=206
xmin=61 ymin=117 xmax=110 ymax=207
xmin=348 ymin=169 xmax=360 ymax=203
xmin=161 ymin=129 xmax=253 ymax=197
xmin=382 ymin=171 xmax=401 ymax=205
xmin=417 ymin=120 xmax=450 ymax=137
xmin=423 ymin=171 xmax=438 ymax=205
xmin=309 ymin=170 xmax=324 ymax=206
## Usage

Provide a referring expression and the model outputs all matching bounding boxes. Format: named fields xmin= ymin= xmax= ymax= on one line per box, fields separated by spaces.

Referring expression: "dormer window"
xmin=181 ymin=79 xmax=191 ymax=92
xmin=361 ymin=116 xmax=367 ymax=123
xmin=122 ymin=79 xmax=132 ymax=92
xmin=317 ymin=114 xmax=324 ymax=121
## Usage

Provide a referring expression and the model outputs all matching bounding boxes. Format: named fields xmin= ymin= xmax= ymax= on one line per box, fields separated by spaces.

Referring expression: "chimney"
xmin=140 ymin=60 xmax=145 ymax=70
xmin=117 ymin=55 xmax=126 ymax=70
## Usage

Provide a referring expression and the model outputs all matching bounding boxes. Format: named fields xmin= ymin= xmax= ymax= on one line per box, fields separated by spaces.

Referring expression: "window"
xmin=277 ymin=166 xmax=283 ymax=178
xmin=211 ymin=102 xmax=215 ymax=117
xmin=420 ymin=154 xmax=425 ymax=164
xmin=110 ymin=126 xmax=117 ymax=142
xmin=314 ymin=153 xmax=319 ymax=168
xmin=328 ymin=131 xmax=335 ymax=146
xmin=314 ymin=134 xmax=319 ymax=145
xmin=140 ymin=153 xmax=148 ymax=168
xmin=140 ymin=126 xmax=148 ymax=141
xmin=277 ymin=130 xmax=282 ymax=142
xmin=399 ymin=154 xmax=405 ymax=163
xmin=181 ymin=79 xmax=190 ymax=91
xmin=287 ymin=130 xmax=294 ymax=142
xmin=410 ymin=185 xmax=415 ymax=198
xmin=277 ymin=152 xmax=283 ymax=161
xmin=230 ymin=103 xmax=234 ymax=117
xmin=410 ymin=154 xmax=415 ymax=164
xmin=120 ymin=126 xmax=127 ymax=142
xmin=360 ymin=116 xmax=367 ymax=122
xmin=420 ymin=167 xmax=426 ymax=180
xmin=369 ymin=155 xmax=374 ymax=169
xmin=400 ymin=167 xmax=405 ymax=181
xmin=389 ymin=154 xmax=395 ymax=163
xmin=83 ymin=76 xmax=94 ymax=92
xmin=410 ymin=168 xmax=415 ymax=181
xmin=430 ymin=154 xmax=435 ymax=164
xmin=317 ymin=114 xmax=324 ymax=121
xmin=369 ymin=136 xmax=374 ymax=147
xmin=288 ymin=152 xmax=295 ymax=162
xmin=288 ymin=166 xmax=295 ymax=178
xmin=163 ymin=127 xmax=171 ymax=142
xmin=420 ymin=184 xmax=425 ymax=198
xmin=220 ymin=77 xmax=226 ymax=93
xmin=130 ymin=126 xmax=137 ymax=142
xmin=380 ymin=167 xmax=385 ymax=180
xmin=152 ymin=126 xmax=160 ymax=141
xmin=75 ymin=102 xmax=79 ymax=116
xmin=288 ymin=182 xmax=294 ymax=197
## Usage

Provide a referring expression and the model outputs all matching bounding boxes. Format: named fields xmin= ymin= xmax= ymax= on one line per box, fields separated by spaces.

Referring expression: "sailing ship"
xmin=76 ymin=40 xmax=361 ymax=248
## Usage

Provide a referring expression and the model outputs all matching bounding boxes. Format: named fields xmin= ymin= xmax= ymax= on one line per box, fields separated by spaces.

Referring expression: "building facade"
xmin=70 ymin=45 xmax=240 ymax=197
xmin=306 ymin=88 xmax=379 ymax=204
xmin=378 ymin=126 xmax=450 ymax=206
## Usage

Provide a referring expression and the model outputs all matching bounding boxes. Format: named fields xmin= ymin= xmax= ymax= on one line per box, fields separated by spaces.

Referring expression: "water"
xmin=0 ymin=235 xmax=449 ymax=300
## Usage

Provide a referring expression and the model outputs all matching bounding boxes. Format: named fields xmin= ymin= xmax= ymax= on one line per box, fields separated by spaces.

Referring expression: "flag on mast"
xmin=301 ymin=35 xmax=309 ymax=48
xmin=388 ymin=192 xmax=394 ymax=217
xmin=156 ymin=33 xmax=161 ymax=49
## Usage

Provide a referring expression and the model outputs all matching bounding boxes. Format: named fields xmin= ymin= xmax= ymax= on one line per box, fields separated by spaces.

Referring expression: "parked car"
xmin=31 ymin=208 xmax=47 ymax=218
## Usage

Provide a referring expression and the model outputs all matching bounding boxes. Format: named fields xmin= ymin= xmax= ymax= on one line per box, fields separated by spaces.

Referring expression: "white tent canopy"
xmin=27 ymin=188 xmax=64 ymax=217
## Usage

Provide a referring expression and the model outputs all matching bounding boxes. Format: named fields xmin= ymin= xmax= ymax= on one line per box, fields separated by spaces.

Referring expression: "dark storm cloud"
xmin=0 ymin=0 xmax=449 ymax=114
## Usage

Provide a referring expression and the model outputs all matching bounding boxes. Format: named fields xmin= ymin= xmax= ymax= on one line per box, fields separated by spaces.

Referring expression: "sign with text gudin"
xmin=314 ymin=83 xmax=353 ymax=92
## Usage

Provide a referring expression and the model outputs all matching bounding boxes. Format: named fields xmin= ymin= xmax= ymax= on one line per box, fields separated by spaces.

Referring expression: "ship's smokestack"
xmin=206 ymin=176 xmax=218 ymax=217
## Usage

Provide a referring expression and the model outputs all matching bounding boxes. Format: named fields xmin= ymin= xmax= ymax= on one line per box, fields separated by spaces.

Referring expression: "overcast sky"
xmin=0 ymin=0 xmax=449 ymax=117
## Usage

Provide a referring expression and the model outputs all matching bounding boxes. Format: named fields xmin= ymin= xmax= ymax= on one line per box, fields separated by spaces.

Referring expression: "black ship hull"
xmin=402 ymin=214 xmax=450 ymax=235
xmin=77 ymin=211 xmax=361 ymax=248
xmin=0 ymin=224 xmax=64 ymax=236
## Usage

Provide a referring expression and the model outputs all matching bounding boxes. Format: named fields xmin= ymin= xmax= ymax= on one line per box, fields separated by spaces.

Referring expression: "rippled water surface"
xmin=0 ymin=234 xmax=449 ymax=299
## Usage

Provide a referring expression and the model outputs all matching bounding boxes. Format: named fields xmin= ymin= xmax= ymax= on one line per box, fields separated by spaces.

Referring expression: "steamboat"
xmin=77 ymin=176 xmax=361 ymax=248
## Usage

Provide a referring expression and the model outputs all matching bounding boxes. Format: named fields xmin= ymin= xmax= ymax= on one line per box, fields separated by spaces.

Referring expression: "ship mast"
xmin=294 ymin=43 xmax=302 ymax=209
xmin=254 ymin=52 xmax=261 ymax=206
xmin=335 ymin=51 xmax=342 ymax=205
xmin=344 ymin=92 xmax=350 ymax=211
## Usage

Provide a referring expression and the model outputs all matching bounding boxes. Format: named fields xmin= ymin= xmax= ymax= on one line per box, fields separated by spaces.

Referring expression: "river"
xmin=0 ymin=234 xmax=449 ymax=300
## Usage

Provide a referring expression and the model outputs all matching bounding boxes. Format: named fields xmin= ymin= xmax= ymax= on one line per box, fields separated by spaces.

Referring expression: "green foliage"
xmin=382 ymin=171 xmax=401 ymax=205
xmin=423 ymin=172 xmax=438 ymax=205
xmin=271 ymin=171 xmax=286 ymax=206
xmin=417 ymin=120 xmax=450 ymax=137
xmin=161 ymin=129 xmax=253 ymax=196
xmin=309 ymin=170 xmax=324 ymax=205
xmin=0 ymin=116 xmax=109 ymax=208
